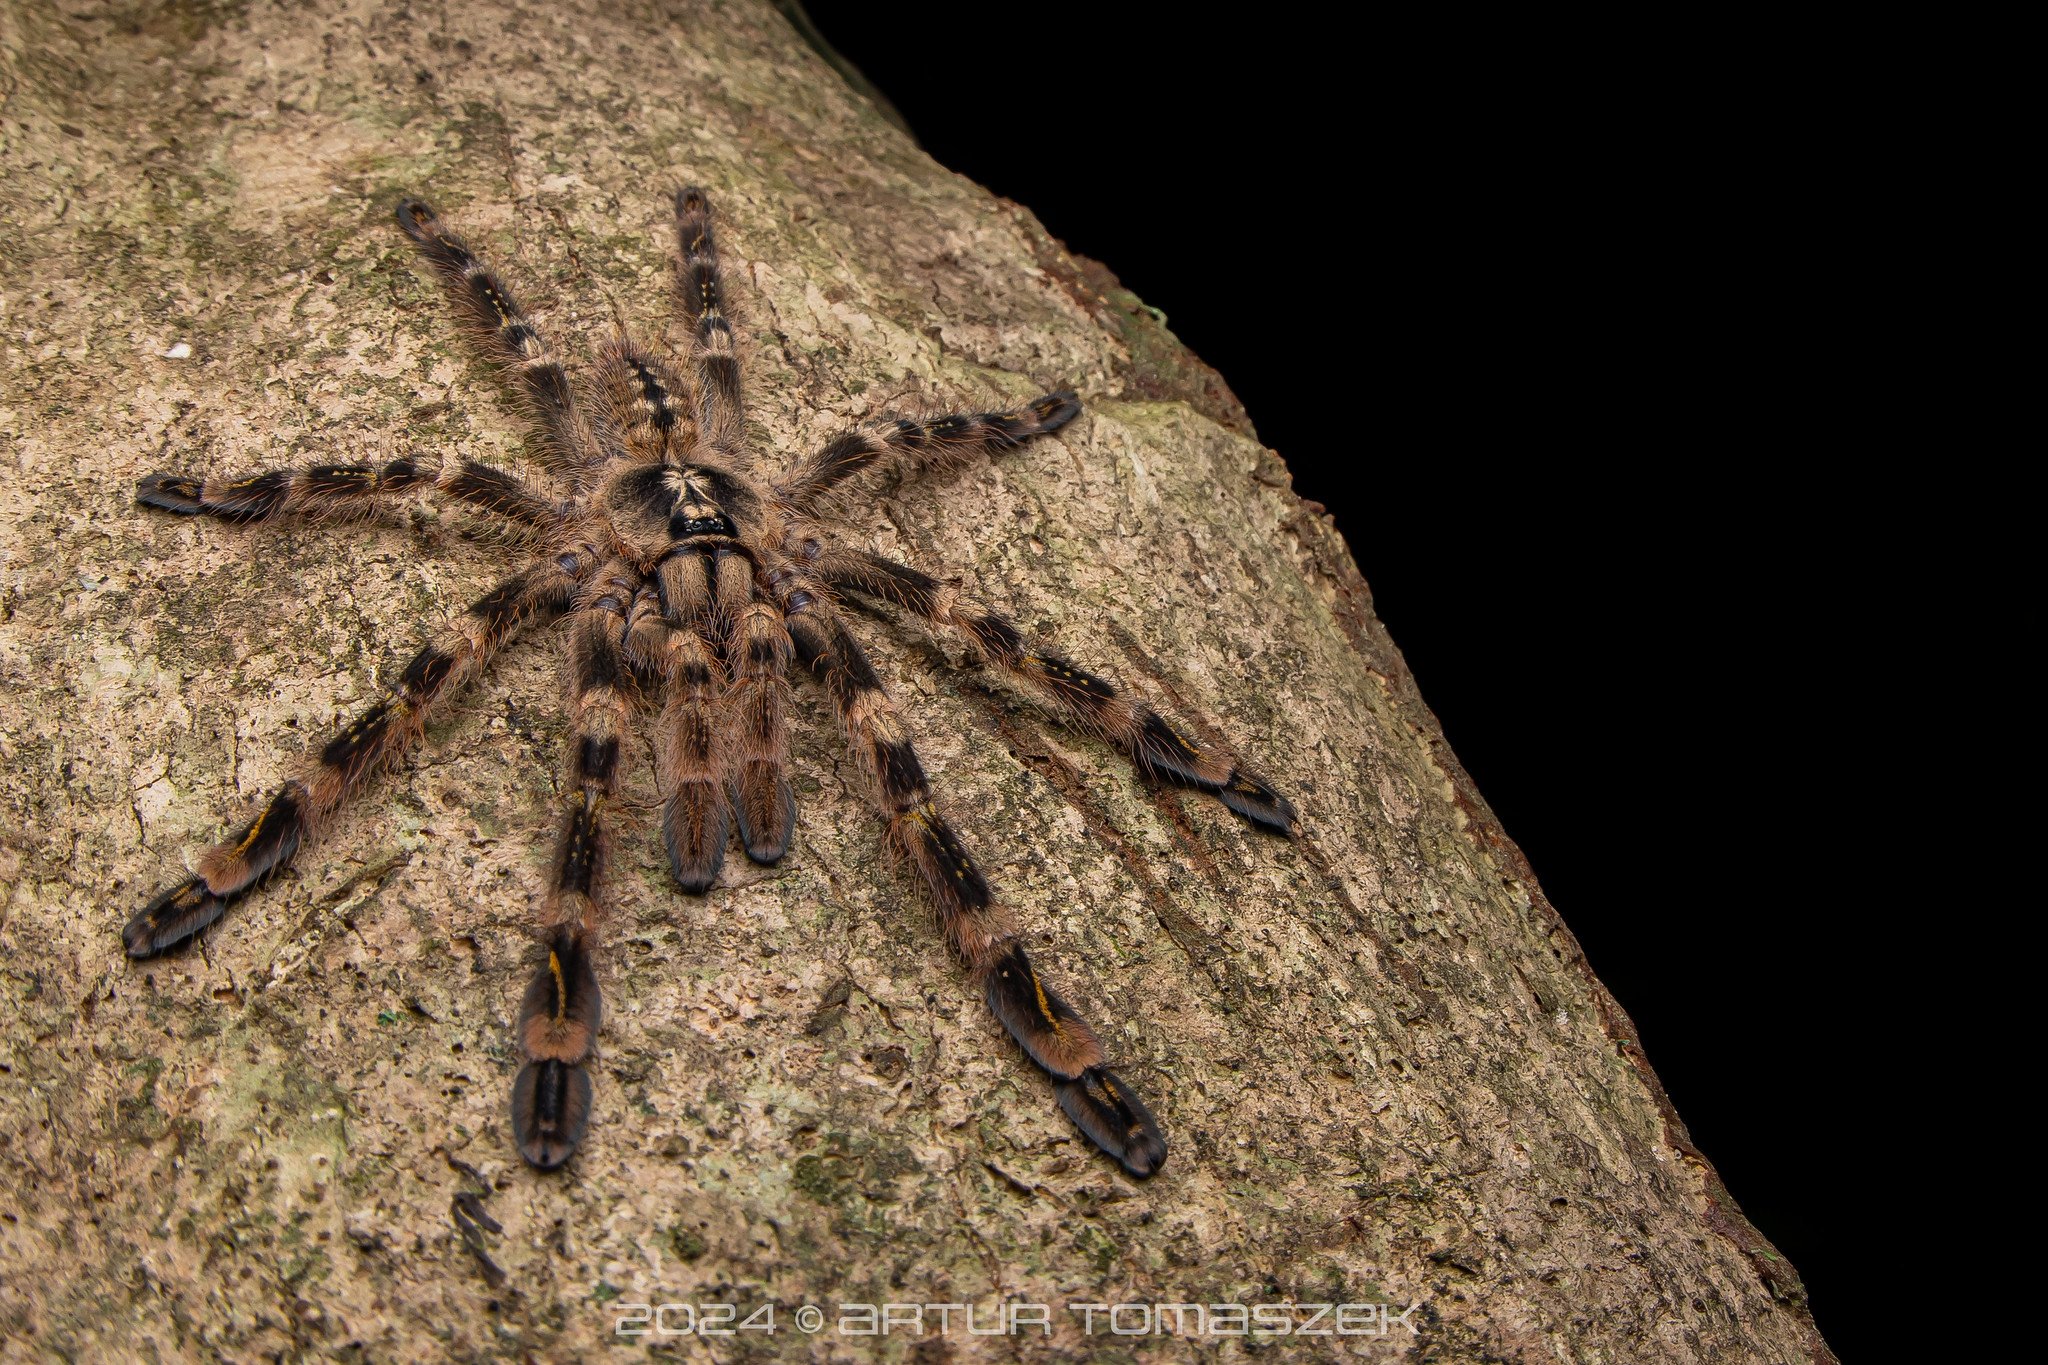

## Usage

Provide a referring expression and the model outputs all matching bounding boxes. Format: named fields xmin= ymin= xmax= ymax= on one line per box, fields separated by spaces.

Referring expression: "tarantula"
xmin=122 ymin=188 xmax=1295 ymax=1177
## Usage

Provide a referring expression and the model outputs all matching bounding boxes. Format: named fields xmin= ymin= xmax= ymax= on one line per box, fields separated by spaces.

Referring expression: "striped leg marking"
xmin=136 ymin=454 xmax=568 ymax=534
xmin=506 ymin=568 xmax=632 ymax=1169
xmin=396 ymin=199 xmax=599 ymax=484
xmin=123 ymin=552 xmax=588 ymax=958
xmin=779 ymin=585 xmax=1165 ymax=1177
xmin=672 ymin=187 xmax=746 ymax=457
xmin=776 ymin=392 xmax=1081 ymax=515
xmin=813 ymin=548 xmax=1296 ymax=833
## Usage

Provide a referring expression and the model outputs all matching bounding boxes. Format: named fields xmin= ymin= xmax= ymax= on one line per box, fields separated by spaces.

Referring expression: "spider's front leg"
xmin=508 ymin=560 xmax=635 ymax=1169
xmin=123 ymin=550 xmax=590 ymax=956
xmin=396 ymin=198 xmax=603 ymax=488
xmin=775 ymin=578 xmax=1165 ymax=1178
xmin=671 ymin=188 xmax=745 ymax=459
xmin=135 ymin=452 xmax=570 ymax=537
xmin=774 ymin=392 xmax=1082 ymax=516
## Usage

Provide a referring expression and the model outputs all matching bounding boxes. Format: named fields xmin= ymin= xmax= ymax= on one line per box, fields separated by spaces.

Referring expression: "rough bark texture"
xmin=0 ymin=3 xmax=1832 ymax=1361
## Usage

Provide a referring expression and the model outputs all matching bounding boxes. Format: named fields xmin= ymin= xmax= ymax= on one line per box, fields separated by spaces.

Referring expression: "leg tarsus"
xmin=1132 ymin=714 xmax=1298 ymax=836
xmin=135 ymin=468 xmax=291 ymax=523
xmin=512 ymin=925 xmax=602 ymax=1169
xmin=1028 ymin=389 xmax=1082 ymax=433
xmin=1057 ymin=1067 xmax=1167 ymax=1178
xmin=394 ymin=197 xmax=432 ymax=239
xmin=730 ymin=763 xmax=794 ymax=865
xmin=662 ymin=779 xmax=729 ymax=893
xmin=982 ymin=942 xmax=1166 ymax=1176
xmin=135 ymin=473 xmax=207 ymax=516
xmin=1216 ymin=770 xmax=1298 ymax=835
xmin=123 ymin=876 xmax=229 ymax=958
xmin=510 ymin=1059 xmax=593 ymax=1170
xmin=124 ymin=779 xmax=310 ymax=955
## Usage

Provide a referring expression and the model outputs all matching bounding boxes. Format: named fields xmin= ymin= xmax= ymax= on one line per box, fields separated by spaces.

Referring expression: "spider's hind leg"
xmin=812 ymin=548 xmax=1296 ymax=834
xmin=780 ymin=587 xmax=1165 ymax=1178
xmin=123 ymin=552 xmax=588 ymax=957
xmin=509 ymin=563 xmax=634 ymax=1169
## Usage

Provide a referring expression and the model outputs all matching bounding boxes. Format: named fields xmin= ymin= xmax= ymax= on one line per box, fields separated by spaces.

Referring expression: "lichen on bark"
xmin=0 ymin=2 xmax=1831 ymax=1360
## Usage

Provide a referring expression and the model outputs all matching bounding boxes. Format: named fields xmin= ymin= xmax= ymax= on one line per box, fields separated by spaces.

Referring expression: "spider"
xmin=121 ymin=188 xmax=1295 ymax=1177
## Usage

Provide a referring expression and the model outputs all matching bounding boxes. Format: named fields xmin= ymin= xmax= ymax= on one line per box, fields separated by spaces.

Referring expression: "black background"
xmin=805 ymin=3 xmax=1883 ymax=1357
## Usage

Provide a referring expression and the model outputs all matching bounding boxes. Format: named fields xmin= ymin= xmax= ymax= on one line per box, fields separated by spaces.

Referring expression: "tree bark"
xmin=0 ymin=2 xmax=1832 ymax=1360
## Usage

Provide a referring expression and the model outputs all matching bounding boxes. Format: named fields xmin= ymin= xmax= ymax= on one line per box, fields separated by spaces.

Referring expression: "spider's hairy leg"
xmin=123 ymin=549 xmax=592 ymax=957
xmin=812 ymin=548 xmax=1296 ymax=833
xmin=509 ymin=564 xmax=632 ymax=1169
xmin=778 ymin=585 xmax=1165 ymax=1177
xmin=136 ymin=453 xmax=570 ymax=536
xmin=721 ymin=565 xmax=797 ymax=865
xmin=775 ymin=392 xmax=1081 ymax=516
xmin=651 ymin=545 xmax=734 ymax=892
xmin=622 ymin=581 xmax=669 ymax=684
xmin=592 ymin=335 xmax=695 ymax=466
xmin=395 ymin=198 xmax=600 ymax=484
xmin=671 ymin=188 xmax=745 ymax=457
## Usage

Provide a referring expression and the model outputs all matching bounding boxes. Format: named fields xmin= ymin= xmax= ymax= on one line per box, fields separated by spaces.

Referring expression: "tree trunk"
xmin=0 ymin=2 xmax=1831 ymax=1360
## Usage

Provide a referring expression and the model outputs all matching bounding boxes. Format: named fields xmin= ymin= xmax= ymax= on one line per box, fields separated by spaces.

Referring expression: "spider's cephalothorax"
xmin=123 ymin=189 xmax=1296 ymax=1177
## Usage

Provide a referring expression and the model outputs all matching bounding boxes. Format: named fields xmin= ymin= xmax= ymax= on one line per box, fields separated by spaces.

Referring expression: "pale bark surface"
xmin=0 ymin=3 xmax=1831 ymax=1361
